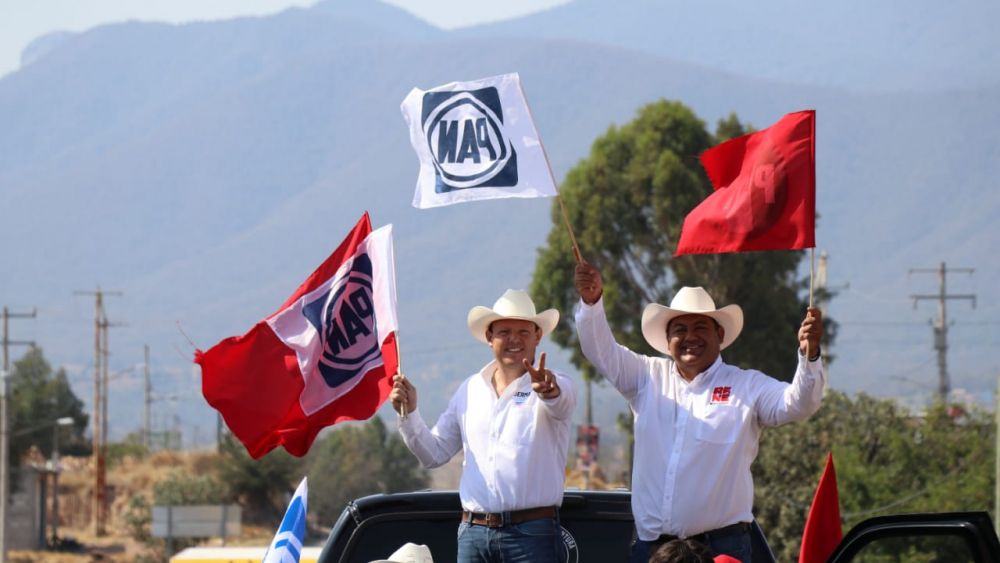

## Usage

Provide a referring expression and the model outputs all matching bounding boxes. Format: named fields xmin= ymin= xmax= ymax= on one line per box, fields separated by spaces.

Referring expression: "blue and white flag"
xmin=263 ymin=477 xmax=308 ymax=563
xmin=401 ymin=72 xmax=559 ymax=209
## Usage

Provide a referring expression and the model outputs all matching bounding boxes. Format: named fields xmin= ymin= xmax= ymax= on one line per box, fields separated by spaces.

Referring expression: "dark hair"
xmin=648 ymin=538 xmax=713 ymax=563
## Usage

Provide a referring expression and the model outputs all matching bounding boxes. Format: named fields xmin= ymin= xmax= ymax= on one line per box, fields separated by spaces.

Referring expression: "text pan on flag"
xmin=401 ymin=72 xmax=558 ymax=209
xmin=196 ymin=213 xmax=399 ymax=459
xmin=675 ymin=109 xmax=816 ymax=256
xmin=263 ymin=477 xmax=307 ymax=563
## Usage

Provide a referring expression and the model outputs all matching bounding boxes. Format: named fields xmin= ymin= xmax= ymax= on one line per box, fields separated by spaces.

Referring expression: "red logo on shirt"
xmin=711 ymin=386 xmax=732 ymax=404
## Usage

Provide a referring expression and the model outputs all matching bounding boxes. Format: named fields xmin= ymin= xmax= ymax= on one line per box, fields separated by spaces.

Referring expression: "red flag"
xmin=675 ymin=110 xmax=816 ymax=256
xmin=799 ymin=452 xmax=842 ymax=563
xmin=196 ymin=213 xmax=400 ymax=458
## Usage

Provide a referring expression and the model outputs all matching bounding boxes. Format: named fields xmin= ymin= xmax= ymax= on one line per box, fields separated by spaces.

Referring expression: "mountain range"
xmin=1 ymin=0 xmax=997 ymax=454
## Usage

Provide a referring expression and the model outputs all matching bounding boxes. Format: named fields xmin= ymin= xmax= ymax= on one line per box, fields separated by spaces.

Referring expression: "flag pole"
xmin=809 ymin=247 xmax=815 ymax=308
xmin=514 ymin=78 xmax=582 ymax=264
xmin=395 ymin=335 xmax=407 ymax=419
xmin=809 ymin=109 xmax=817 ymax=310
xmin=388 ymin=230 xmax=407 ymax=419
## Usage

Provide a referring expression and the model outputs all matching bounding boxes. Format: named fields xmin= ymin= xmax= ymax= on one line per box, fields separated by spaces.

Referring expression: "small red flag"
xmin=799 ymin=452 xmax=843 ymax=563
xmin=196 ymin=213 xmax=400 ymax=458
xmin=675 ymin=110 xmax=816 ymax=256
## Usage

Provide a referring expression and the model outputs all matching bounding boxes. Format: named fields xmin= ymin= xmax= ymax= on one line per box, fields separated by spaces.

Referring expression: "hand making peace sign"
xmin=523 ymin=352 xmax=560 ymax=400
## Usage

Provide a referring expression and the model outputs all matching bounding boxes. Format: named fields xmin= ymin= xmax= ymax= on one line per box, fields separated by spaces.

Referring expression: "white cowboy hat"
xmin=369 ymin=542 xmax=434 ymax=563
xmin=467 ymin=289 xmax=559 ymax=344
xmin=641 ymin=286 xmax=744 ymax=355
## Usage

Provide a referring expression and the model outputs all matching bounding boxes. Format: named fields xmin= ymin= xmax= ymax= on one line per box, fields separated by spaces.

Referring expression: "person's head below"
xmin=641 ymin=286 xmax=744 ymax=381
xmin=649 ymin=538 xmax=713 ymax=563
xmin=369 ymin=542 xmax=434 ymax=563
xmin=467 ymin=289 xmax=559 ymax=373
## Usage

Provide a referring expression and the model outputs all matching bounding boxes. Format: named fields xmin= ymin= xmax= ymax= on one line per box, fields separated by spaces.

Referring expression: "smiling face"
xmin=666 ymin=313 xmax=724 ymax=381
xmin=486 ymin=318 xmax=542 ymax=371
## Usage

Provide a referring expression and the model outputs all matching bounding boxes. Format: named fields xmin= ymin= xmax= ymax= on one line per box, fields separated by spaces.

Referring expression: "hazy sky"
xmin=0 ymin=0 xmax=571 ymax=78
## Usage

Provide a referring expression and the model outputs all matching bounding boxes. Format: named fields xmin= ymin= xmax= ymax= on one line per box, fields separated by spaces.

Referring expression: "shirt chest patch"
xmin=710 ymin=386 xmax=732 ymax=405
xmin=513 ymin=390 xmax=532 ymax=405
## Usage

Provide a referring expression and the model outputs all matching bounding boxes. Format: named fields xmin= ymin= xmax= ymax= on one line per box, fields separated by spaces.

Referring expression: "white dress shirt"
xmin=398 ymin=360 xmax=576 ymax=513
xmin=576 ymin=297 xmax=825 ymax=541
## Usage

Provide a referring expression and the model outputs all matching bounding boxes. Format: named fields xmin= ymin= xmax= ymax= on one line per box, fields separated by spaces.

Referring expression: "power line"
xmin=909 ymin=262 xmax=976 ymax=402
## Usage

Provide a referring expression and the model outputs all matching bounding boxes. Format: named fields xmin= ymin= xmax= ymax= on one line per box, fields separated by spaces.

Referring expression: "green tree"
xmin=9 ymin=347 xmax=90 ymax=483
xmin=126 ymin=471 xmax=231 ymax=561
xmin=753 ymin=392 xmax=994 ymax=561
xmin=153 ymin=471 xmax=227 ymax=505
xmin=307 ymin=417 xmax=428 ymax=524
xmin=214 ymin=433 xmax=304 ymax=522
xmin=108 ymin=431 xmax=151 ymax=466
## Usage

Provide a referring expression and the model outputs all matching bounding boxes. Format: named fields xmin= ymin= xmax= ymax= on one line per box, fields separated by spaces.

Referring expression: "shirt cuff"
xmin=797 ymin=347 xmax=822 ymax=364
xmin=397 ymin=407 xmax=425 ymax=433
xmin=576 ymin=295 xmax=604 ymax=315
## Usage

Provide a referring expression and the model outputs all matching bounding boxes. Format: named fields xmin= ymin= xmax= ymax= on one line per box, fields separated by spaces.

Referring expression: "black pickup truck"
xmin=316 ymin=490 xmax=1000 ymax=563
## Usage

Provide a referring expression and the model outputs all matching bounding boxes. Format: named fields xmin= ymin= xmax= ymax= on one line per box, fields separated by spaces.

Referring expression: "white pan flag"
xmin=401 ymin=72 xmax=558 ymax=209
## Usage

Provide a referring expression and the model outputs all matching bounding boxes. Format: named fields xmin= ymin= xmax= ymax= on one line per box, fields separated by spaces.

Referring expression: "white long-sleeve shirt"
xmin=576 ymin=297 xmax=825 ymax=540
xmin=398 ymin=360 xmax=576 ymax=513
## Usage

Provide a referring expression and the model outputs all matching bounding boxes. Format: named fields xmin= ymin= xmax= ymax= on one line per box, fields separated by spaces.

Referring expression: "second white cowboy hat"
xmin=369 ymin=542 xmax=434 ymax=563
xmin=467 ymin=289 xmax=559 ymax=344
xmin=641 ymin=287 xmax=744 ymax=355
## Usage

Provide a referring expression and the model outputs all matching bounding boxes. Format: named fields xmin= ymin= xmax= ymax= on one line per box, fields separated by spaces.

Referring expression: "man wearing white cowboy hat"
xmin=390 ymin=289 xmax=576 ymax=563
xmin=574 ymin=261 xmax=824 ymax=563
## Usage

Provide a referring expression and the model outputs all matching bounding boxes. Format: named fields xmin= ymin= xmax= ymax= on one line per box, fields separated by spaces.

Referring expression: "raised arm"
xmin=574 ymin=259 xmax=656 ymax=402
xmin=756 ymin=308 xmax=826 ymax=426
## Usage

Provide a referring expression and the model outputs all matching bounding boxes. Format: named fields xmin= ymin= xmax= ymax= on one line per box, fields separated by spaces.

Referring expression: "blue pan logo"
xmin=302 ymin=254 xmax=382 ymax=388
xmin=422 ymin=86 xmax=518 ymax=192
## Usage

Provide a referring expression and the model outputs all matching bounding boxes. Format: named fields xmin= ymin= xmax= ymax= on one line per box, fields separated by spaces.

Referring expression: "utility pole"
xmin=216 ymin=412 xmax=223 ymax=453
xmin=815 ymin=251 xmax=848 ymax=381
xmin=1 ymin=306 xmax=36 ymax=563
xmin=910 ymin=262 xmax=975 ymax=402
xmin=144 ymin=345 xmax=151 ymax=449
xmin=99 ymin=319 xmax=124 ymax=502
xmin=73 ymin=289 xmax=121 ymax=537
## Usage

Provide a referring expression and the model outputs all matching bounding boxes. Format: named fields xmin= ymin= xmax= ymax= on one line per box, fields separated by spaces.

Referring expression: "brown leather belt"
xmin=462 ymin=506 xmax=558 ymax=528
xmin=655 ymin=521 xmax=751 ymax=546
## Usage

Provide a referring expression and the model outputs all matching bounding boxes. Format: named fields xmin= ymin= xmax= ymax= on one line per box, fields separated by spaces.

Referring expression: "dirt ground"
xmin=10 ymin=450 xmax=273 ymax=562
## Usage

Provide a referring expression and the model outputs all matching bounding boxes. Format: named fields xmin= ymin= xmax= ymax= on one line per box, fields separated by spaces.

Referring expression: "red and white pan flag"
xmin=197 ymin=213 xmax=398 ymax=458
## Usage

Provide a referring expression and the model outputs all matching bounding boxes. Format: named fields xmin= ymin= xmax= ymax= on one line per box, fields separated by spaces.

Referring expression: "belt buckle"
xmin=487 ymin=513 xmax=502 ymax=527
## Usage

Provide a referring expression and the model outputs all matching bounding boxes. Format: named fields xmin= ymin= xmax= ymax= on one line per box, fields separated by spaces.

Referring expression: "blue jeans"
xmin=457 ymin=517 xmax=562 ymax=563
xmin=629 ymin=531 xmax=751 ymax=563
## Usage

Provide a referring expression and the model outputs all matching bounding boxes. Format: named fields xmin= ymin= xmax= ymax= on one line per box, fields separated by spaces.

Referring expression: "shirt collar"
xmin=477 ymin=360 xmax=530 ymax=396
xmin=672 ymin=356 xmax=723 ymax=388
